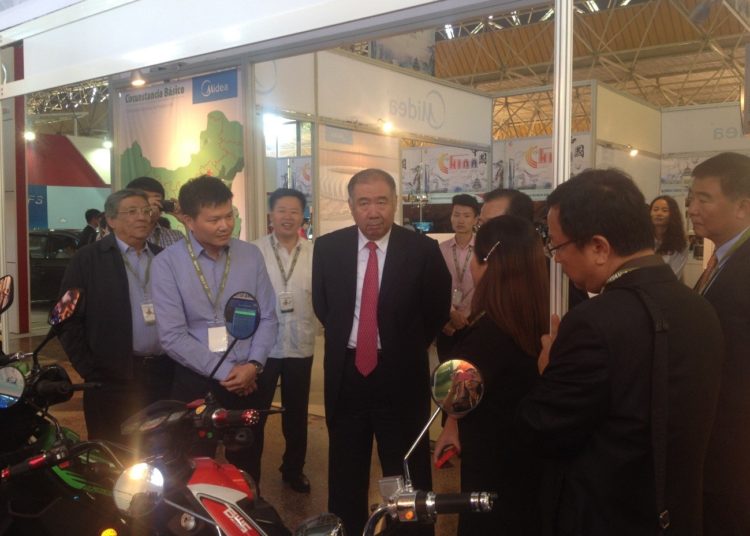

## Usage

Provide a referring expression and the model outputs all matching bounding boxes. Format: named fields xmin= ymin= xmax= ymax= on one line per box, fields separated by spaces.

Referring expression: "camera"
xmin=160 ymin=199 xmax=176 ymax=213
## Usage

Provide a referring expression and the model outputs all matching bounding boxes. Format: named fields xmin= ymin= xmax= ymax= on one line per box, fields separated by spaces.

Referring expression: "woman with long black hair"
xmin=434 ymin=215 xmax=548 ymax=535
xmin=650 ymin=194 xmax=688 ymax=279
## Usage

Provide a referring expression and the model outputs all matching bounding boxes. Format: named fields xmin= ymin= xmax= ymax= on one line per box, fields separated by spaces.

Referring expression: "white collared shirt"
xmin=253 ymin=233 xmax=315 ymax=358
xmin=347 ymin=228 xmax=391 ymax=349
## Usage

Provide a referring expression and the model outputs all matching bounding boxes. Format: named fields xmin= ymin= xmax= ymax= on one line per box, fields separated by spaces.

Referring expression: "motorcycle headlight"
xmin=113 ymin=462 xmax=165 ymax=517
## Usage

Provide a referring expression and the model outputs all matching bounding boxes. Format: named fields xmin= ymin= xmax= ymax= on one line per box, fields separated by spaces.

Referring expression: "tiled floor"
xmin=6 ymin=333 xmax=461 ymax=535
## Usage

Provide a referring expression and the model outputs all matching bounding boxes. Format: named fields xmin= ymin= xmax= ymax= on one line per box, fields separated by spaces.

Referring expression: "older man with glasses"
xmin=58 ymin=188 xmax=171 ymax=444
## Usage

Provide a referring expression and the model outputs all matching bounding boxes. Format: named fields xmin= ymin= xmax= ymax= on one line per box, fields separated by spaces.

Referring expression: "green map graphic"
xmin=120 ymin=110 xmax=244 ymax=199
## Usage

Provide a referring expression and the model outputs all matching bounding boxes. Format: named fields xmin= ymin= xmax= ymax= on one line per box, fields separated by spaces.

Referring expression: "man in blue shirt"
xmin=152 ymin=175 xmax=278 ymax=484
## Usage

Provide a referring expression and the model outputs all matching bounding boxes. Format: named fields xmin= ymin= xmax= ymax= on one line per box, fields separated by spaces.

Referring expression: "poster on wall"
xmin=318 ymin=126 xmax=400 ymax=236
xmin=660 ymin=151 xmax=750 ymax=196
xmin=401 ymin=145 xmax=488 ymax=196
xmin=275 ymin=157 xmax=313 ymax=198
xmin=370 ymin=29 xmax=435 ymax=76
xmin=492 ymin=134 xmax=591 ymax=200
xmin=115 ymin=69 xmax=246 ymax=237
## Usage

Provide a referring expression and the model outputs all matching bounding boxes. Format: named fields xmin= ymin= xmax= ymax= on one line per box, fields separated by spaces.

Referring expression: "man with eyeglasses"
xmin=58 ymin=189 xmax=170 ymax=443
xmin=518 ymin=169 xmax=723 ymax=535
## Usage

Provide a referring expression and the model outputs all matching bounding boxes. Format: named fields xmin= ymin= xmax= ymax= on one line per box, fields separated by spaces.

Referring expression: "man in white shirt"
xmin=252 ymin=188 xmax=314 ymax=493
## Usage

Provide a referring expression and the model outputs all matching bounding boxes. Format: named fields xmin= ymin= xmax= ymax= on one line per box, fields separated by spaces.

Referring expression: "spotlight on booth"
xmin=130 ymin=69 xmax=146 ymax=87
xmin=379 ymin=119 xmax=394 ymax=134
xmin=103 ymin=139 xmax=113 ymax=149
xmin=23 ymin=131 xmax=36 ymax=142
xmin=629 ymin=146 xmax=638 ymax=157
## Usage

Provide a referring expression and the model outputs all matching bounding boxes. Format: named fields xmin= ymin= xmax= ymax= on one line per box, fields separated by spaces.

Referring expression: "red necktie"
xmin=356 ymin=242 xmax=379 ymax=376
xmin=694 ymin=253 xmax=718 ymax=294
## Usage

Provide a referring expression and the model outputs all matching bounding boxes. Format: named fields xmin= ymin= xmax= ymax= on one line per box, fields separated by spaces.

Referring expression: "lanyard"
xmin=452 ymin=241 xmax=472 ymax=286
xmin=270 ymin=235 xmax=301 ymax=289
xmin=185 ymin=237 xmax=231 ymax=319
xmin=121 ymin=248 xmax=153 ymax=295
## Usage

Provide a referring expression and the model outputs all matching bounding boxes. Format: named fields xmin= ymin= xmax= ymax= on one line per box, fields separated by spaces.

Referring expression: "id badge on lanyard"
xmin=208 ymin=321 xmax=228 ymax=352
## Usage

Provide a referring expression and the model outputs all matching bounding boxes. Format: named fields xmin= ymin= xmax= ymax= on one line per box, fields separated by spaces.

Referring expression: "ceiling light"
xmin=444 ymin=24 xmax=454 ymax=39
xmin=619 ymin=0 xmax=631 ymax=5
xmin=510 ymin=11 xmax=521 ymax=25
xmin=541 ymin=8 xmax=555 ymax=21
xmin=379 ymin=120 xmax=394 ymax=134
xmin=585 ymin=0 xmax=600 ymax=12
xmin=24 ymin=131 xmax=36 ymax=141
xmin=103 ymin=139 xmax=113 ymax=149
xmin=130 ymin=69 xmax=146 ymax=87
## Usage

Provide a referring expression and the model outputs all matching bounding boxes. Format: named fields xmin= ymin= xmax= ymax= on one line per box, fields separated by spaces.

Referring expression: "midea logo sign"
xmin=389 ymin=90 xmax=446 ymax=129
xmin=201 ymin=79 xmax=230 ymax=98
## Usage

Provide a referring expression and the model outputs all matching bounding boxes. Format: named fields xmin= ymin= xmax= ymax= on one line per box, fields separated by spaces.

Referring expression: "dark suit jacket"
xmin=312 ymin=224 xmax=451 ymax=425
xmin=519 ymin=261 xmax=723 ymax=536
xmin=57 ymin=234 xmax=162 ymax=381
xmin=78 ymin=224 xmax=98 ymax=247
xmin=703 ymin=237 xmax=750 ymax=498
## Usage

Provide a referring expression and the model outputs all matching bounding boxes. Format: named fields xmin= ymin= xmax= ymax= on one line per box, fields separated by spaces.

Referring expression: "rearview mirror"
xmin=431 ymin=359 xmax=484 ymax=418
xmin=223 ymin=292 xmax=261 ymax=340
xmin=49 ymin=289 xmax=82 ymax=326
xmin=0 ymin=366 xmax=25 ymax=409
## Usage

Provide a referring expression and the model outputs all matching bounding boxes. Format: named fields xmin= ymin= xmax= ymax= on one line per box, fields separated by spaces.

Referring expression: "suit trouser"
xmin=328 ymin=349 xmax=433 ymax=536
xmin=704 ymin=491 xmax=750 ymax=536
xmin=82 ymin=355 xmax=168 ymax=445
xmin=170 ymin=363 xmax=264 ymax=484
xmin=254 ymin=355 xmax=313 ymax=478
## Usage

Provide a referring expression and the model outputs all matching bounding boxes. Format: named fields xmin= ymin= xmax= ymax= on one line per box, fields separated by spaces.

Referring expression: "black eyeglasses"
xmin=545 ymin=239 xmax=574 ymax=257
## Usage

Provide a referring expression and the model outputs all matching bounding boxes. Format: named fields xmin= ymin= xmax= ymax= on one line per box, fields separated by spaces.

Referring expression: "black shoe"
xmin=282 ymin=473 xmax=311 ymax=493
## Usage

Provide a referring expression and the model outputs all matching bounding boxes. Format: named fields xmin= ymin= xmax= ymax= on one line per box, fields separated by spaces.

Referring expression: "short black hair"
xmin=451 ymin=194 xmax=479 ymax=216
xmin=546 ymin=168 xmax=652 ymax=257
xmin=347 ymin=169 xmax=397 ymax=199
xmin=84 ymin=208 xmax=101 ymax=223
xmin=126 ymin=176 xmax=166 ymax=198
xmin=692 ymin=152 xmax=750 ymax=200
xmin=483 ymin=188 xmax=534 ymax=222
xmin=269 ymin=188 xmax=306 ymax=211
xmin=179 ymin=175 xmax=233 ymax=218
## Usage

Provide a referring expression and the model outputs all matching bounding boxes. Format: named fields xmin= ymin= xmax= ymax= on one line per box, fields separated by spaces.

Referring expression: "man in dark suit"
xmin=312 ymin=168 xmax=451 ymax=535
xmin=518 ymin=169 xmax=723 ymax=535
xmin=58 ymin=189 xmax=169 ymax=444
xmin=688 ymin=152 xmax=750 ymax=536
xmin=78 ymin=208 xmax=101 ymax=247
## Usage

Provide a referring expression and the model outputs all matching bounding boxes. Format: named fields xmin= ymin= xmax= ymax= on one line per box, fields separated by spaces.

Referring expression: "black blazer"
xmin=78 ymin=225 xmax=98 ymax=247
xmin=703 ymin=237 xmax=750 ymax=499
xmin=312 ymin=224 xmax=451 ymax=425
xmin=519 ymin=262 xmax=723 ymax=535
xmin=57 ymin=234 xmax=162 ymax=381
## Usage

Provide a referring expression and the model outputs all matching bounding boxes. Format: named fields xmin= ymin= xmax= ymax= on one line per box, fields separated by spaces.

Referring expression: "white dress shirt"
xmin=253 ymin=233 xmax=315 ymax=358
xmin=347 ymin=228 xmax=391 ymax=349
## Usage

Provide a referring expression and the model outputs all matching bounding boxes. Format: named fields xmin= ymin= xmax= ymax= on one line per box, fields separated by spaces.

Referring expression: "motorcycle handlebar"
xmin=416 ymin=491 xmax=496 ymax=517
xmin=0 ymin=446 xmax=69 ymax=482
xmin=34 ymin=379 xmax=72 ymax=397
xmin=209 ymin=407 xmax=284 ymax=429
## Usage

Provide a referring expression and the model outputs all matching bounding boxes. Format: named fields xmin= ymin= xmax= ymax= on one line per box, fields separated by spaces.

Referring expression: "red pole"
xmin=14 ymin=43 xmax=29 ymax=333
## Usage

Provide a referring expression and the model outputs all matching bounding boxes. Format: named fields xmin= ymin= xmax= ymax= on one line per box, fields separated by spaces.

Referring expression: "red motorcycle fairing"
xmin=200 ymin=496 xmax=258 ymax=536
xmin=188 ymin=457 xmax=253 ymax=497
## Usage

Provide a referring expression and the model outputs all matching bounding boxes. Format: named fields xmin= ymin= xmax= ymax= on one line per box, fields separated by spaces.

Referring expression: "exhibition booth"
xmin=2 ymin=0 xmax=749 ymax=336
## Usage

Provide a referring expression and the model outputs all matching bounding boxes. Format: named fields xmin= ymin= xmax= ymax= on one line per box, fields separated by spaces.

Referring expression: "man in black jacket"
xmin=58 ymin=189 xmax=168 ymax=443
xmin=518 ymin=169 xmax=723 ymax=535
xmin=688 ymin=152 xmax=750 ymax=536
xmin=78 ymin=208 xmax=101 ymax=247
xmin=313 ymin=169 xmax=451 ymax=535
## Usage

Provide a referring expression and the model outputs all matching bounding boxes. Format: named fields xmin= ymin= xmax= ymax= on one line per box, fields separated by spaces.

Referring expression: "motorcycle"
xmin=0 ymin=286 xmax=135 ymax=535
xmin=109 ymin=290 xmax=344 ymax=536
xmin=362 ymin=359 xmax=496 ymax=536
xmin=1 ymin=287 xmax=343 ymax=535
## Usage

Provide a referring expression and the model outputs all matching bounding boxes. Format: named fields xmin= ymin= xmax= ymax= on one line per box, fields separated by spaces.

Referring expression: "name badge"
xmin=141 ymin=301 xmax=156 ymax=325
xmin=451 ymin=288 xmax=463 ymax=307
xmin=208 ymin=324 xmax=228 ymax=353
xmin=279 ymin=291 xmax=295 ymax=313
